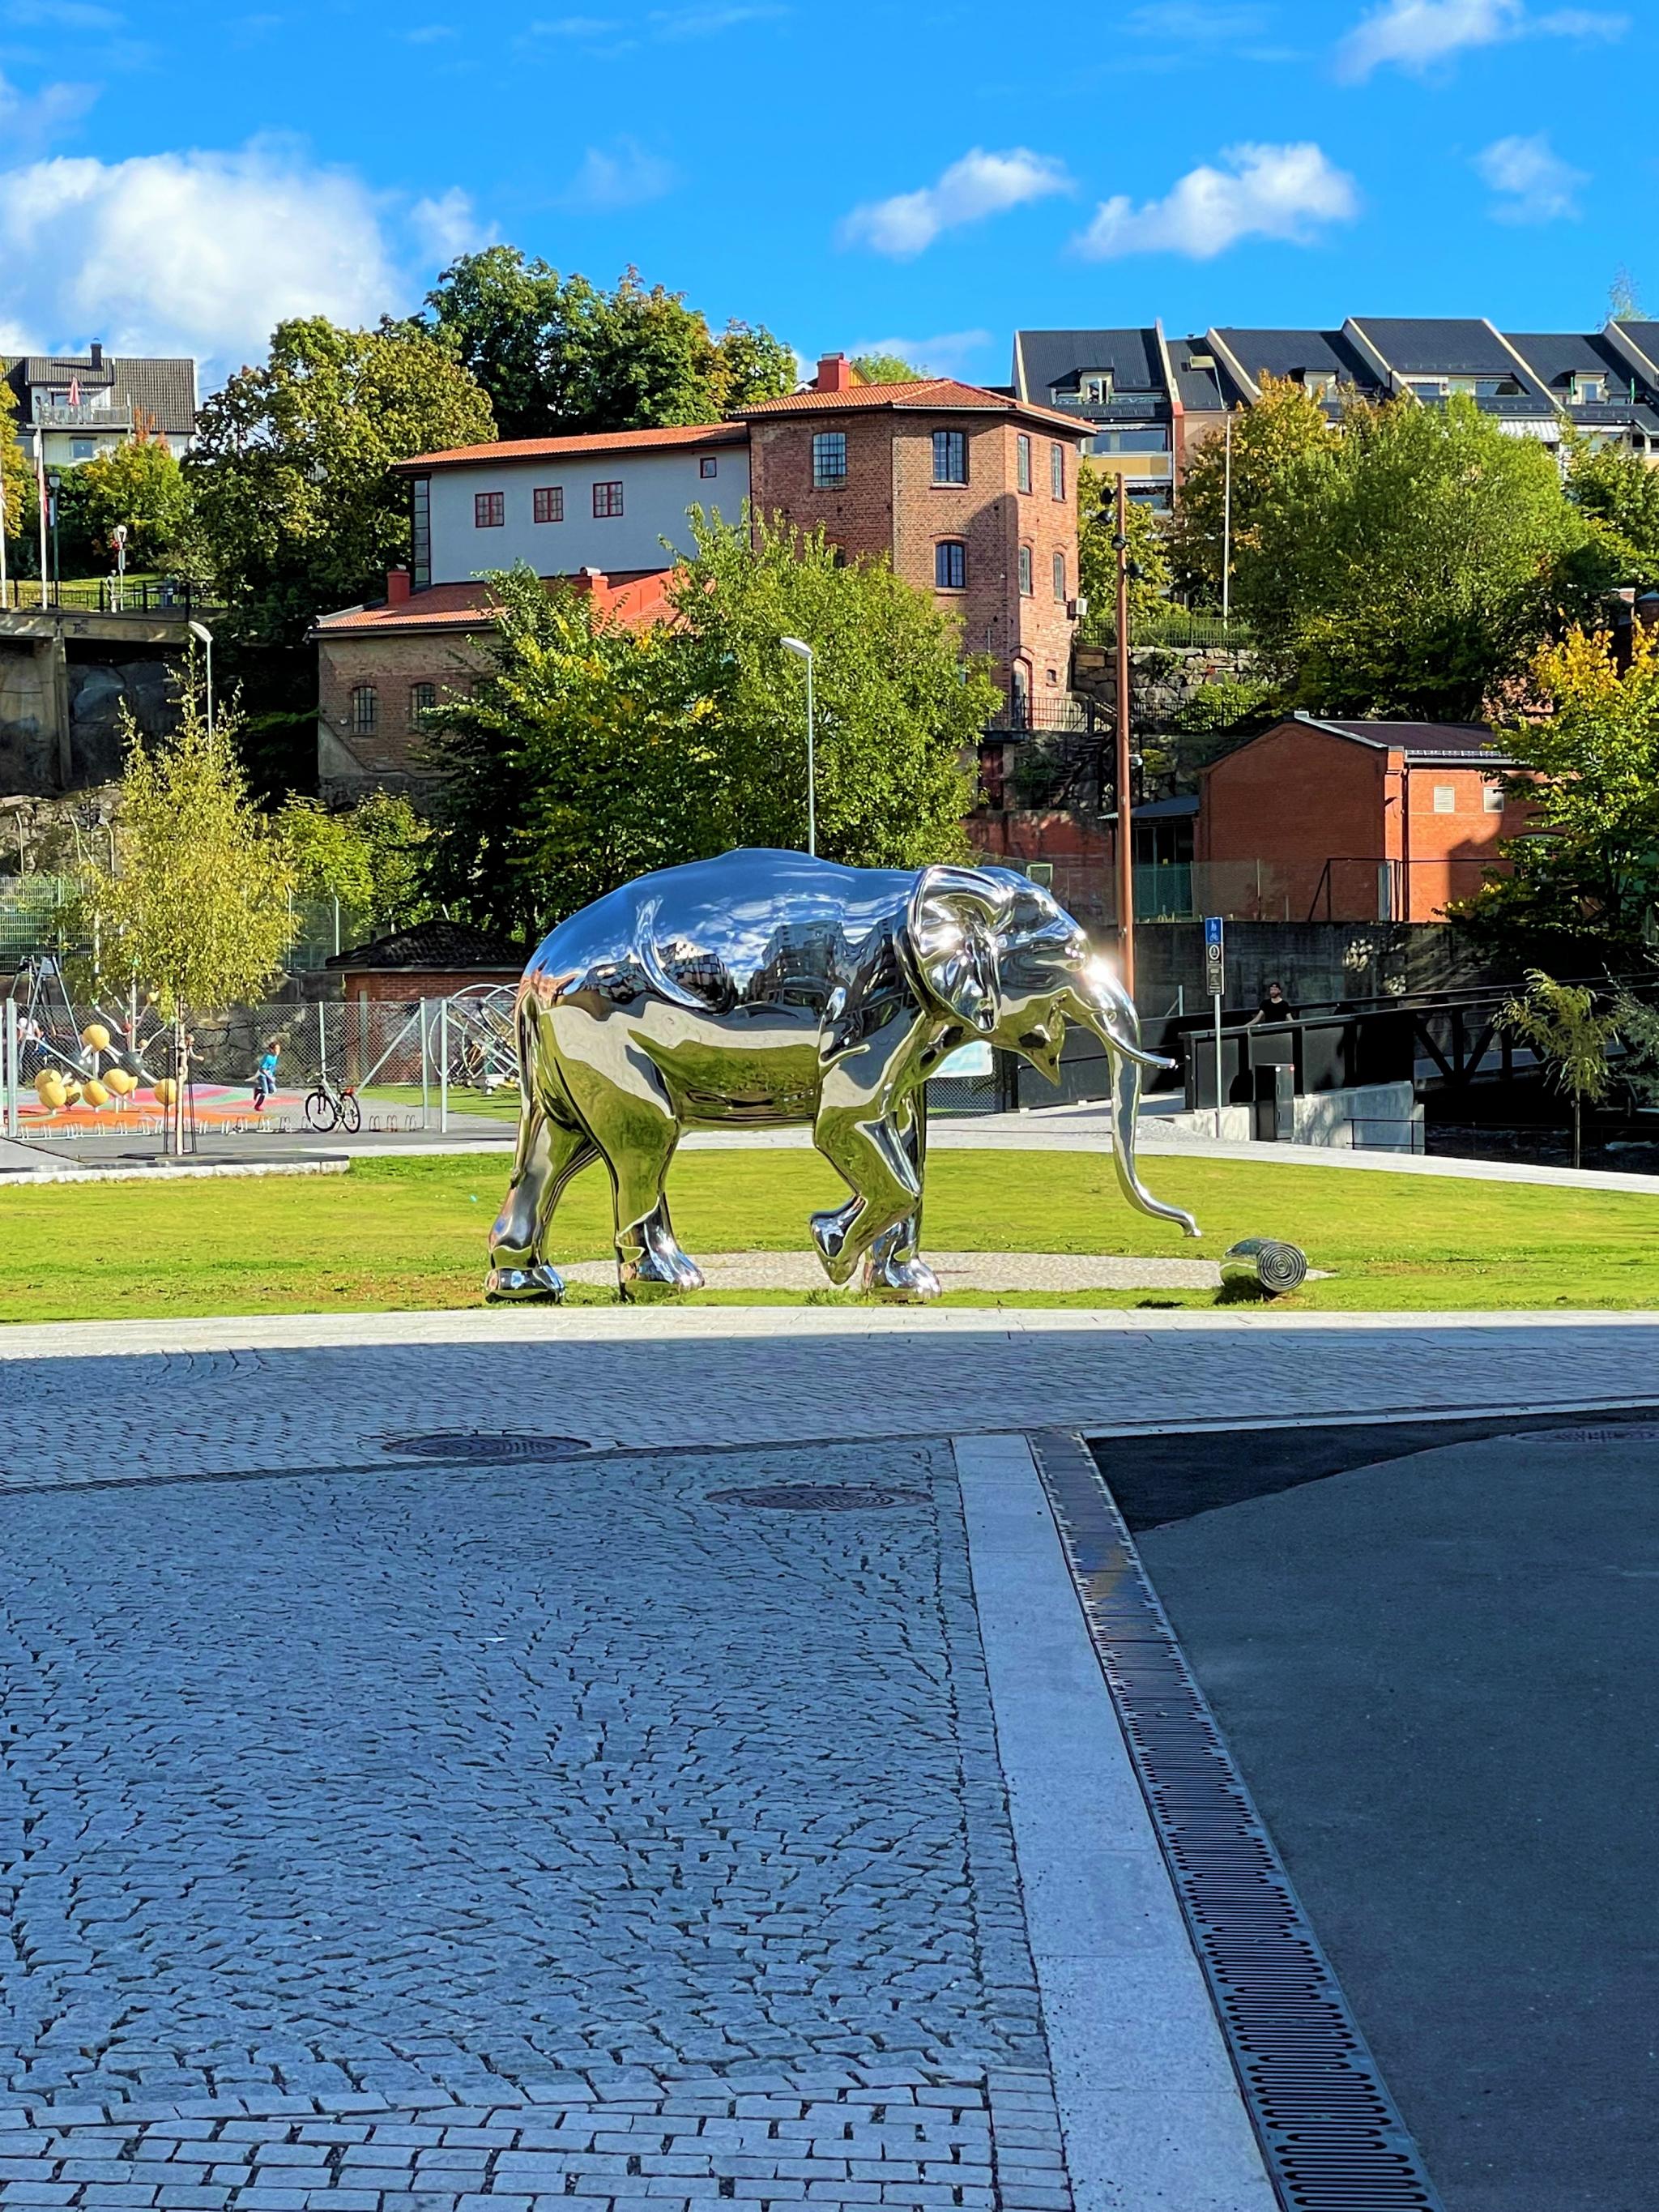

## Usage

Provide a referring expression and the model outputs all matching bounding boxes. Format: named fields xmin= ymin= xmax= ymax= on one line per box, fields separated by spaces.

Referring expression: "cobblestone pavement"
xmin=0 ymin=1311 xmax=1656 ymax=1494
xmin=0 ymin=1440 xmax=1071 ymax=2212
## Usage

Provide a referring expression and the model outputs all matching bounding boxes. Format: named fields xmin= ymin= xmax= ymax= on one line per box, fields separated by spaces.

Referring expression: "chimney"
xmin=386 ymin=568 xmax=412 ymax=604
xmin=816 ymin=353 xmax=852 ymax=393
xmin=573 ymin=566 xmax=608 ymax=596
xmin=89 ymin=342 xmax=103 ymax=371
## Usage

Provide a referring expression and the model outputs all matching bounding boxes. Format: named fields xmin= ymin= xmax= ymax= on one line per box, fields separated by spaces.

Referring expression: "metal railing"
xmin=1084 ymin=607 xmax=1256 ymax=650
xmin=0 ymin=579 xmax=218 ymax=617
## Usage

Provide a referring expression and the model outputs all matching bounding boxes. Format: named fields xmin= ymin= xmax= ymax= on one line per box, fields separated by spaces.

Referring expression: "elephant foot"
xmin=809 ymin=1205 xmax=861 ymax=1287
xmin=862 ymin=1250 xmax=941 ymax=1300
xmin=620 ymin=1246 xmax=706 ymax=1296
xmin=485 ymin=1262 xmax=565 ymax=1302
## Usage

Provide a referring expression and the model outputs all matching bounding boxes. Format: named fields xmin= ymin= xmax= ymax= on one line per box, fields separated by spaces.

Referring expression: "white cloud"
xmin=1075 ymin=141 xmax=1357 ymax=259
xmin=839 ymin=147 xmax=1070 ymax=258
xmin=0 ymin=70 xmax=98 ymax=157
xmin=1475 ymin=131 xmax=1587 ymax=220
xmin=410 ymin=186 xmax=492 ymax=264
xmin=0 ymin=143 xmax=471 ymax=377
xmin=846 ymin=330 xmax=993 ymax=377
xmin=562 ymin=139 xmax=676 ymax=210
xmin=1336 ymin=0 xmax=1625 ymax=78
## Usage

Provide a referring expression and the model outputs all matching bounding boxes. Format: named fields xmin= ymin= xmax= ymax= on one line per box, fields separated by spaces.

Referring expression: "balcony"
xmin=30 ymin=400 xmax=132 ymax=432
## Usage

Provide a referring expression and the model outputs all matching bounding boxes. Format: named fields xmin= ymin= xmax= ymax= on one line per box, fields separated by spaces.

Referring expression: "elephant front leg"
xmin=859 ymin=1095 xmax=939 ymax=1299
xmin=486 ymin=1112 xmax=596 ymax=1300
xmin=809 ymin=1095 xmax=924 ymax=1289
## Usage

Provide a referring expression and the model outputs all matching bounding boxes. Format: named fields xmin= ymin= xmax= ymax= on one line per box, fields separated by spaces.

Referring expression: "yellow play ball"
xmin=104 ymin=1067 xmax=137 ymax=1096
xmin=34 ymin=1071 xmax=66 ymax=1109
xmin=81 ymin=1023 xmax=111 ymax=1052
xmin=61 ymin=1080 xmax=82 ymax=1105
xmin=83 ymin=1080 xmax=110 ymax=1109
xmin=153 ymin=1077 xmax=177 ymax=1106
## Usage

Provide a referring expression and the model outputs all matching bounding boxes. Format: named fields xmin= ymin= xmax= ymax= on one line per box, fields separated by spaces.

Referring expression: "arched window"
xmin=1052 ymin=550 xmax=1067 ymax=601
xmin=348 ymin=685 xmax=378 ymax=737
xmin=1017 ymin=544 xmax=1034 ymax=596
xmin=1010 ymin=663 xmax=1030 ymax=729
xmin=934 ymin=540 xmax=967 ymax=591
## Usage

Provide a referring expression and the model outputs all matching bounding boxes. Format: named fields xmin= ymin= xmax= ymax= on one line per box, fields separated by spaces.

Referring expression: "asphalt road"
xmin=1116 ymin=1415 xmax=1659 ymax=2212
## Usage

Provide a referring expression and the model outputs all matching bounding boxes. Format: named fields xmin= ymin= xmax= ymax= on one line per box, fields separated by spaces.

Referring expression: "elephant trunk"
xmin=1065 ymin=972 xmax=1201 ymax=1241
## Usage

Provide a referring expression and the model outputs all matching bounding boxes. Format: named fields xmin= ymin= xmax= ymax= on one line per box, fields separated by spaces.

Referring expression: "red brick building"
xmin=311 ymin=360 xmax=1090 ymax=798
xmin=1197 ymin=713 xmax=1523 ymax=921
xmin=737 ymin=358 xmax=1088 ymax=718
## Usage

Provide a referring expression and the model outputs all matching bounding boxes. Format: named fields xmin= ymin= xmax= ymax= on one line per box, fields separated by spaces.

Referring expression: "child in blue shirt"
xmin=253 ymin=1039 xmax=279 ymax=1112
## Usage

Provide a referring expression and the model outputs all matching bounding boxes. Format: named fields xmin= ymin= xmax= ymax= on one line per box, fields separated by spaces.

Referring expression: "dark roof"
xmin=327 ymin=920 xmax=527 ymax=972
xmin=112 ymin=357 xmax=198 ymax=436
xmin=1299 ymin=714 xmax=1515 ymax=763
xmin=1212 ymin=327 xmax=1384 ymax=397
xmin=1506 ymin=330 xmax=1636 ymax=387
xmin=1614 ymin=322 xmax=1659 ymax=372
xmin=1165 ymin=339 xmax=1227 ymax=412
xmin=2 ymin=351 xmax=197 ymax=435
xmin=1014 ymin=328 xmax=1166 ymax=403
xmin=1349 ymin=318 xmax=1520 ymax=375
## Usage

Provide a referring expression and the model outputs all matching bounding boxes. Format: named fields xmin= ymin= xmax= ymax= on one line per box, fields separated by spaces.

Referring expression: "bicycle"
xmin=304 ymin=1073 xmax=361 ymax=1134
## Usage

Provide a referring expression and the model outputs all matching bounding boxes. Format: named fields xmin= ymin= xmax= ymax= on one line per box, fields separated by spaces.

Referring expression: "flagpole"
xmin=35 ymin=438 xmax=49 ymax=610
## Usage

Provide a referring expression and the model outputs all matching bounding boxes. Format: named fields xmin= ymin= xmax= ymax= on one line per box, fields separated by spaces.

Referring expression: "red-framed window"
xmin=474 ymin=489 xmax=504 ymax=528
xmin=533 ymin=485 xmax=564 ymax=523
xmin=593 ymin=480 xmax=625 ymax=518
xmin=699 ymin=455 xmax=719 ymax=479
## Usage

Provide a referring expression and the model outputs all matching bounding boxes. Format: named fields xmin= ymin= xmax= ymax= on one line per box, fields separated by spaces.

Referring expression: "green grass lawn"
xmin=0 ymin=1149 xmax=1655 ymax=1322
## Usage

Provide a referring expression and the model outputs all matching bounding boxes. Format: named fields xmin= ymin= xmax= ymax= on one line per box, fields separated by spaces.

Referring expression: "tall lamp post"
xmin=46 ymin=470 xmax=62 ymax=597
xmin=1112 ymin=474 xmax=1137 ymax=999
xmin=187 ymin=619 xmax=214 ymax=737
xmin=779 ymin=635 xmax=816 ymax=857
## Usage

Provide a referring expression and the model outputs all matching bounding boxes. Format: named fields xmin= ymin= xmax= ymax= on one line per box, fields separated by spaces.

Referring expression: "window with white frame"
xmin=1018 ymin=545 xmax=1034 ymax=596
xmin=1052 ymin=551 xmax=1066 ymax=601
xmin=1432 ymin=784 xmax=1456 ymax=813
xmin=1483 ymin=782 xmax=1505 ymax=813
xmin=1016 ymin=433 xmax=1032 ymax=493
xmin=1050 ymin=442 xmax=1065 ymax=500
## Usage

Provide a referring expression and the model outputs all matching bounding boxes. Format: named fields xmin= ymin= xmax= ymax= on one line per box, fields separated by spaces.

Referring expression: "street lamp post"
xmin=779 ymin=636 xmax=816 ymax=857
xmin=187 ymin=619 xmax=214 ymax=737
xmin=1112 ymin=474 xmax=1137 ymax=999
xmin=46 ymin=470 xmax=61 ymax=596
xmin=112 ymin=523 xmax=127 ymax=613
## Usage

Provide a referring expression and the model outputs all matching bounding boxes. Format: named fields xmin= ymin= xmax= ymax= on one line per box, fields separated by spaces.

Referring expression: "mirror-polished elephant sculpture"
xmin=487 ymin=848 xmax=1200 ymax=1301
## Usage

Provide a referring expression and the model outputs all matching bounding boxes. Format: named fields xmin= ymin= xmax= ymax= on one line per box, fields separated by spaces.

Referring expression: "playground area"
xmin=1 ymin=963 xmax=522 ymax=1151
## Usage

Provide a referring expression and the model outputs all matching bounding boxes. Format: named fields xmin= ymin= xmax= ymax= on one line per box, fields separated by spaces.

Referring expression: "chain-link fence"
xmin=0 ymin=987 xmax=520 ymax=1146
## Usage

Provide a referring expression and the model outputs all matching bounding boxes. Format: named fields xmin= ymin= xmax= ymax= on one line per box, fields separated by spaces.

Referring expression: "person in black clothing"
xmin=1253 ymin=980 xmax=1294 ymax=1023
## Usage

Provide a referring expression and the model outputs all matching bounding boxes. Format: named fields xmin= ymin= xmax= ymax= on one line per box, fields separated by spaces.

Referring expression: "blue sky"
xmin=0 ymin=0 xmax=1648 ymax=391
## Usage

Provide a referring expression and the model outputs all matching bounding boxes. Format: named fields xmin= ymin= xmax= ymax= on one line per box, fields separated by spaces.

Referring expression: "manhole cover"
xmin=1513 ymin=1424 xmax=1659 ymax=1445
xmin=706 ymin=1484 xmax=931 ymax=1512
xmin=381 ymin=1432 xmax=591 ymax=1460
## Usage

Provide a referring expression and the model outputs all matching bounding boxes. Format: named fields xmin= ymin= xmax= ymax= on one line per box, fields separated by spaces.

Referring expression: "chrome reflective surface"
xmin=485 ymin=848 xmax=1201 ymax=1302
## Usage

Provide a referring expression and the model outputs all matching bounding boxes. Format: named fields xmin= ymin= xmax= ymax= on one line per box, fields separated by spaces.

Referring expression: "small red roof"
xmin=735 ymin=377 xmax=1086 ymax=437
xmin=310 ymin=570 xmax=676 ymax=638
xmin=394 ymin=422 xmax=748 ymax=473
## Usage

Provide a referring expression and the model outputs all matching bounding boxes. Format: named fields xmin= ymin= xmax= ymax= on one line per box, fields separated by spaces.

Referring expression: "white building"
xmin=398 ymin=421 xmax=752 ymax=588
xmin=2 ymin=346 xmax=198 ymax=470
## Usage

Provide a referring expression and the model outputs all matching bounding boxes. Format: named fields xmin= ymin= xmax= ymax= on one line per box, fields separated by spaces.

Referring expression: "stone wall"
xmin=0 ymin=643 xmax=177 ymax=796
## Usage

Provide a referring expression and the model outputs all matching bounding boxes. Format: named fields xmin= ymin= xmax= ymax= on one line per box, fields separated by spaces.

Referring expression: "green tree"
xmin=189 ymin=315 xmax=497 ymax=647
xmin=1076 ymin=461 xmax=1169 ymax=630
xmin=78 ymin=666 xmax=297 ymax=1150
xmin=1564 ymin=434 xmax=1659 ymax=587
xmin=1610 ymin=267 xmax=1647 ymax=322
xmin=667 ymin=512 xmax=991 ymax=869
xmin=851 ymin=353 xmax=925 ymax=385
xmin=423 ymin=249 xmax=795 ymax=439
xmin=1240 ymin=394 xmax=1586 ymax=718
xmin=418 ymin=567 xmax=707 ymax=937
xmin=420 ymin=526 xmax=991 ymax=936
xmin=1168 ymin=379 xmax=1337 ymax=604
xmin=69 ymin=434 xmax=194 ymax=569
xmin=1500 ymin=967 xmax=1619 ymax=1168
xmin=1457 ymin=624 xmax=1659 ymax=962
xmin=0 ymin=382 xmax=32 ymax=571
xmin=277 ymin=791 xmax=429 ymax=926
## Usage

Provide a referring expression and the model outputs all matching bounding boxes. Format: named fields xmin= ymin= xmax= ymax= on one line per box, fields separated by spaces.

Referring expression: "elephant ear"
xmin=906 ymin=865 xmax=1016 ymax=1034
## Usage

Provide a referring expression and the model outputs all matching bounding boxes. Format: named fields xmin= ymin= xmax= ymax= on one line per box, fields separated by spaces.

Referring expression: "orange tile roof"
xmin=310 ymin=570 xmax=677 ymax=638
xmin=394 ymin=422 xmax=747 ymax=472
xmin=735 ymin=378 xmax=1086 ymax=435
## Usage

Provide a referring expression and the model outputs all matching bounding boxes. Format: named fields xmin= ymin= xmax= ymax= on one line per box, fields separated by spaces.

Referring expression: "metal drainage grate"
xmin=381 ymin=1433 xmax=591 ymax=1461
xmin=706 ymin=1484 xmax=930 ymax=1512
xmin=1030 ymin=1428 xmax=1444 ymax=2212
